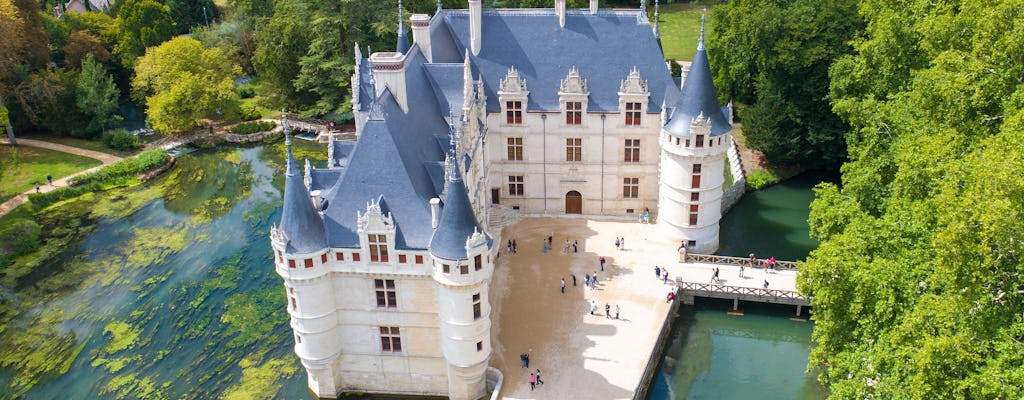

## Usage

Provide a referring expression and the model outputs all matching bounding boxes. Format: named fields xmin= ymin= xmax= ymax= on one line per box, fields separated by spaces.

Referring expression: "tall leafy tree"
xmin=800 ymin=0 xmax=1024 ymax=397
xmin=76 ymin=54 xmax=121 ymax=134
xmin=115 ymin=0 xmax=175 ymax=67
xmin=0 ymin=0 xmax=24 ymax=145
xmin=63 ymin=30 xmax=111 ymax=68
xmin=709 ymin=0 xmax=860 ymax=168
xmin=132 ymin=36 xmax=241 ymax=133
xmin=165 ymin=0 xmax=218 ymax=34
xmin=252 ymin=0 xmax=313 ymax=108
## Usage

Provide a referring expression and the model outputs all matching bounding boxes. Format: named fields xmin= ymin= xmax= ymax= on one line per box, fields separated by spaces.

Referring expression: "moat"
xmin=0 ymin=142 xmax=833 ymax=398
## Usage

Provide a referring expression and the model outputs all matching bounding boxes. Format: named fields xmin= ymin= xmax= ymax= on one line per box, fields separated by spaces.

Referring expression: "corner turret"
xmin=663 ymin=13 xmax=731 ymax=138
xmin=277 ymin=114 xmax=328 ymax=255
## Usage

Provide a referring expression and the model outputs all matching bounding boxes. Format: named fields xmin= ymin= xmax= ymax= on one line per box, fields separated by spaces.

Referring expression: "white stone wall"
xmin=657 ymin=129 xmax=730 ymax=253
xmin=486 ymin=110 xmax=661 ymax=216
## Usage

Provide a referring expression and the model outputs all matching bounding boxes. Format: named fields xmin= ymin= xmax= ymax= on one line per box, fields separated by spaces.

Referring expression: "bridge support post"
xmin=727 ymin=298 xmax=744 ymax=316
xmin=789 ymin=304 xmax=808 ymax=322
xmin=795 ymin=305 xmax=802 ymax=316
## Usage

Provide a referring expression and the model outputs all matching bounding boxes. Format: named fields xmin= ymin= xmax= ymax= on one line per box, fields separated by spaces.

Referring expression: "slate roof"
xmin=279 ymin=134 xmax=328 ymax=254
xmin=309 ymin=169 xmax=342 ymax=192
xmin=424 ymin=64 xmax=467 ymax=114
xmin=331 ymin=141 xmax=355 ymax=168
xmin=319 ymin=50 xmax=452 ymax=250
xmin=442 ymin=9 xmax=679 ymax=113
xmin=663 ymin=38 xmax=731 ymax=137
xmin=429 ymin=166 xmax=487 ymax=260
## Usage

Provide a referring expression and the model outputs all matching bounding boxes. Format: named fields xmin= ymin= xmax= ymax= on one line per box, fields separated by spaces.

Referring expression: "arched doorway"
xmin=565 ymin=191 xmax=582 ymax=214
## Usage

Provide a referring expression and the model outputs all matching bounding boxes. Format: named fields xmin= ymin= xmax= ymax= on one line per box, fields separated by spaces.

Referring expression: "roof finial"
xmin=437 ymin=0 xmax=442 ymax=12
xmin=396 ymin=0 xmax=409 ymax=53
xmin=639 ymin=0 xmax=646 ymax=15
xmin=697 ymin=9 xmax=706 ymax=51
xmin=282 ymin=109 xmax=295 ymax=175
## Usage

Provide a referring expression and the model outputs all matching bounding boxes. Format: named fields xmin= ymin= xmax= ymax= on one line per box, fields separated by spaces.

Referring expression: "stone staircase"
xmin=487 ymin=204 xmax=521 ymax=232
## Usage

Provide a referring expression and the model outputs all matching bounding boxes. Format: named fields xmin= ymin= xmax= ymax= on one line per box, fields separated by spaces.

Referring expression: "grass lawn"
xmin=240 ymin=97 xmax=278 ymax=120
xmin=656 ymin=2 xmax=717 ymax=62
xmin=0 ymin=144 xmax=103 ymax=203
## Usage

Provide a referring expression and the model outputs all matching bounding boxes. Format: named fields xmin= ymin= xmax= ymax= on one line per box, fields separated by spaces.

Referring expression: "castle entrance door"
xmin=565 ymin=191 xmax=582 ymax=214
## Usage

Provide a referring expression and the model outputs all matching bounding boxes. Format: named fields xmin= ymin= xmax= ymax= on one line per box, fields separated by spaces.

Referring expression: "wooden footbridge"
xmin=673 ymin=254 xmax=810 ymax=316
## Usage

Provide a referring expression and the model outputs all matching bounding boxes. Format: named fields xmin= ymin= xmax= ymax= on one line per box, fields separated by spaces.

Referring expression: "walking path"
xmin=0 ymin=138 xmax=122 ymax=216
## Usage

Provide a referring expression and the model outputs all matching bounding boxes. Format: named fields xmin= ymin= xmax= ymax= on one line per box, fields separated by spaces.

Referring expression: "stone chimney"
xmin=469 ymin=0 xmax=482 ymax=56
xmin=411 ymin=14 xmax=431 ymax=62
xmin=555 ymin=0 xmax=566 ymax=27
xmin=590 ymin=0 xmax=598 ymax=14
xmin=370 ymin=51 xmax=408 ymax=112
xmin=430 ymin=198 xmax=441 ymax=229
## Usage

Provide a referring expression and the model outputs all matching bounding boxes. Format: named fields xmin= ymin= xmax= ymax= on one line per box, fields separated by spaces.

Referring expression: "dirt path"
xmin=490 ymin=218 xmax=678 ymax=399
xmin=0 ymin=138 xmax=123 ymax=217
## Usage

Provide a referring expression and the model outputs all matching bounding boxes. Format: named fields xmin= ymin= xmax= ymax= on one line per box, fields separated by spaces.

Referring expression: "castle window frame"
xmin=565 ymin=101 xmax=583 ymax=125
xmin=508 ymin=176 xmax=524 ymax=196
xmin=304 ymin=258 xmax=314 ymax=268
xmin=368 ymin=234 xmax=389 ymax=263
xmin=321 ymin=254 xmax=327 ymax=263
xmin=507 ymin=137 xmax=523 ymax=161
xmin=460 ymin=264 xmax=469 ymax=275
xmin=625 ymin=102 xmax=642 ymax=126
xmin=472 ymin=293 xmax=482 ymax=320
xmin=415 ymin=255 xmax=424 ymax=264
xmin=398 ymin=254 xmax=407 ymax=263
xmin=623 ymin=177 xmax=639 ymax=199
xmin=352 ymin=253 xmax=361 ymax=262
xmin=443 ymin=264 xmax=451 ymax=274
xmin=475 ymin=254 xmax=482 ymax=271
xmin=624 ymin=139 xmax=640 ymax=163
xmin=692 ymin=164 xmax=702 ymax=189
xmin=566 ymin=138 xmax=582 ymax=162
xmin=375 ymin=279 xmax=397 ymax=309
xmin=336 ymin=252 xmax=344 ymax=261
xmin=288 ymin=259 xmax=296 ymax=269
xmin=379 ymin=326 xmax=402 ymax=353
xmin=689 ymin=204 xmax=699 ymax=226
xmin=506 ymin=100 xmax=523 ymax=124
xmin=691 ymin=192 xmax=700 ymax=202
xmin=696 ymin=134 xmax=705 ymax=148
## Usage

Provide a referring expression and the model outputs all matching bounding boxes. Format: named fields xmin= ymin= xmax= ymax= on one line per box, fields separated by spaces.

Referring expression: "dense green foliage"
xmin=229 ymin=120 xmax=275 ymax=135
xmin=132 ymin=37 xmax=241 ymax=133
xmin=76 ymin=54 xmax=121 ymax=134
xmin=709 ymin=0 xmax=860 ymax=168
xmin=114 ymin=0 xmax=175 ymax=67
xmin=100 ymin=128 xmax=140 ymax=150
xmin=798 ymin=0 xmax=1024 ymax=397
xmin=67 ymin=149 xmax=168 ymax=186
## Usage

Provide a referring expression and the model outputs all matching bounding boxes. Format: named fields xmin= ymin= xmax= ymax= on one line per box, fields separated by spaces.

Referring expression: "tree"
xmin=115 ymin=0 xmax=175 ymax=67
xmin=0 ymin=0 xmax=25 ymax=145
xmin=708 ymin=0 xmax=860 ymax=168
xmin=10 ymin=0 xmax=49 ymax=69
xmin=63 ymin=30 xmax=111 ymax=69
xmin=76 ymin=54 xmax=121 ymax=134
xmin=132 ymin=36 xmax=241 ymax=133
xmin=252 ymin=0 xmax=313 ymax=108
xmin=800 ymin=0 xmax=1024 ymax=397
xmin=165 ymin=0 xmax=218 ymax=34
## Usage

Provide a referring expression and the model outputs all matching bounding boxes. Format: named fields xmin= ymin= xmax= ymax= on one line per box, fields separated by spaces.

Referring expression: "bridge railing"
xmin=685 ymin=253 xmax=798 ymax=271
xmin=677 ymin=281 xmax=807 ymax=303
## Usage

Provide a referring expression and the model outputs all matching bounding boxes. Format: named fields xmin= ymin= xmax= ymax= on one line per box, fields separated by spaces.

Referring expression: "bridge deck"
xmin=673 ymin=258 xmax=808 ymax=307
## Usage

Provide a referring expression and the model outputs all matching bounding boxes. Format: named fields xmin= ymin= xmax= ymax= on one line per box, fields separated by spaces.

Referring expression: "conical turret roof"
xmin=664 ymin=16 xmax=731 ymax=137
xmin=429 ymin=163 xmax=486 ymax=260
xmin=396 ymin=0 xmax=410 ymax=54
xmin=279 ymin=126 xmax=328 ymax=254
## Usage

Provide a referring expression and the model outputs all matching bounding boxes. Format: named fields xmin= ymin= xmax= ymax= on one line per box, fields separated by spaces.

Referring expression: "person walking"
xmin=763 ymin=280 xmax=770 ymax=289
xmin=589 ymin=301 xmax=596 ymax=315
xmin=740 ymin=263 xmax=745 ymax=278
xmin=663 ymin=270 xmax=669 ymax=284
xmin=605 ymin=303 xmax=611 ymax=318
xmin=520 ymin=353 xmax=527 ymax=368
xmin=711 ymin=267 xmax=720 ymax=284
xmin=599 ymin=256 xmax=605 ymax=271
xmin=655 ymin=265 xmax=661 ymax=278
xmin=620 ymin=237 xmax=625 ymax=250
xmin=560 ymin=278 xmax=565 ymax=294
xmin=529 ymin=373 xmax=536 ymax=391
xmin=46 ymin=174 xmax=52 ymax=187
xmin=513 ymin=239 xmax=518 ymax=253
xmin=35 ymin=182 xmax=40 ymax=193
xmin=769 ymin=256 xmax=777 ymax=271
xmin=535 ymin=369 xmax=544 ymax=385
xmin=615 ymin=237 xmax=620 ymax=250
xmin=572 ymin=274 xmax=577 ymax=286
xmin=573 ymin=240 xmax=578 ymax=253
xmin=584 ymin=273 xmax=590 ymax=288
xmin=524 ymin=353 xmax=530 ymax=368
xmin=507 ymin=240 xmax=512 ymax=253
xmin=592 ymin=271 xmax=599 ymax=288
xmin=615 ymin=305 xmax=621 ymax=319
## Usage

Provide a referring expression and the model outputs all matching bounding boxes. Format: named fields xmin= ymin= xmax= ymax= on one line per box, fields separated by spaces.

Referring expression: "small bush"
xmin=240 ymin=107 xmax=262 ymax=121
xmin=69 ymin=150 xmax=170 ymax=186
xmin=230 ymin=121 xmax=275 ymax=135
xmin=101 ymin=129 xmax=141 ymax=151
xmin=746 ymin=169 xmax=780 ymax=190
xmin=667 ymin=58 xmax=683 ymax=77
xmin=238 ymin=85 xmax=255 ymax=99
xmin=28 ymin=182 xmax=105 ymax=208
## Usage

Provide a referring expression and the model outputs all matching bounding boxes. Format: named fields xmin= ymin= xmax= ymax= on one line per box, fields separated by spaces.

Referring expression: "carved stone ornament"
xmin=499 ymin=66 xmax=528 ymax=93
xmin=620 ymin=66 xmax=649 ymax=95
xmin=368 ymin=101 xmax=386 ymax=121
xmin=559 ymin=66 xmax=588 ymax=94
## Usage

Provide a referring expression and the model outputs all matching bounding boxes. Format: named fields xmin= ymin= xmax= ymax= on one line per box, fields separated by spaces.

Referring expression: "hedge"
xmin=229 ymin=121 xmax=275 ymax=135
xmin=68 ymin=150 xmax=170 ymax=186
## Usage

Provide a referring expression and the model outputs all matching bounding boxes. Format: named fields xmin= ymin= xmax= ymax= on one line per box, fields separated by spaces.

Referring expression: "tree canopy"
xmin=115 ymin=0 xmax=175 ymax=67
xmin=709 ymin=0 xmax=860 ymax=168
xmin=132 ymin=37 xmax=241 ymax=133
xmin=77 ymin=54 xmax=121 ymax=134
xmin=799 ymin=0 xmax=1024 ymax=397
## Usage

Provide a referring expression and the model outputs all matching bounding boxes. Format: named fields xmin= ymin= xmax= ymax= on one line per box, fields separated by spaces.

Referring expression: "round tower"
xmin=271 ymin=118 xmax=341 ymax=398
xmin=429 ymin=159 xmax=492 ymax=400
xmin=657 ymin=15 xmax=732 ymax=254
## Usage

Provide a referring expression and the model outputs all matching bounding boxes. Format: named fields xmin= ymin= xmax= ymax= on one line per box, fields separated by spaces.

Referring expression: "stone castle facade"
xmin=271 ymin=1 xmax=734 ymax=398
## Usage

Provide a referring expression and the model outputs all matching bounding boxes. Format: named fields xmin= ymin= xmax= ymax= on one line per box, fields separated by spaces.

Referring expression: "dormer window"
xmin=696 ymin=135 xmax=705 ymax=148
xmin=625 ymin=102 xmax=642 ymax=126
xmin=618 ymin=67 xmax=650 ymax=128
xmin=369 ymin=234 xmax=389 ymax=262
xmin=506 ymin=101 xmax=523 ymax=124
xmin=565 ymin=102 xmax=582 ymax=125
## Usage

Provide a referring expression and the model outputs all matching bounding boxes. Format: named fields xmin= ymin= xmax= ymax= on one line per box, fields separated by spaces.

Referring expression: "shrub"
xmin=746 ymin=169 xmax=780 ymax=190
xmin=69 ymin=150 xmax=170 ymax=186
xmin=101 ymin=129 xmax=141 ymax=150
xmin=28 ymin=182 xmax=105 ymax=208
xmin=229 ymin=121 xmax=275 ymax=135
xmin=238 ymin=85 xmax=255 ymax=99
xmin=239 ymin=107 xmax=262 ymax=121
xmin=667 ymin=58 xmax=683 ymax=77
